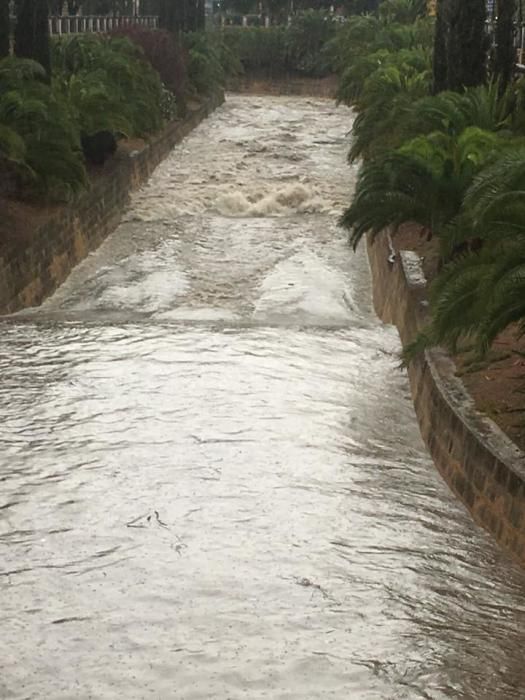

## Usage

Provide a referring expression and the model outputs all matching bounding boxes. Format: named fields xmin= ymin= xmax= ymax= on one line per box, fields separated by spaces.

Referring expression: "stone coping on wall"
xmin=227 ymin=74 xmax=338 ymax=98
xmin=367 ymin=231 xmax=525 ymax=566
xmin=0 ymin=91 xmax=224 ymax=315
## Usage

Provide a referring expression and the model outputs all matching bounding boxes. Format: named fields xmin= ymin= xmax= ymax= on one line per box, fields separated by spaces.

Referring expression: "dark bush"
xmin=110 ymin=26 xmax=187 ymax=114
xmin=80 ymin=130 xmax=117 ymax=166
xmin=223 ymin=28 xmax=291 ymax=78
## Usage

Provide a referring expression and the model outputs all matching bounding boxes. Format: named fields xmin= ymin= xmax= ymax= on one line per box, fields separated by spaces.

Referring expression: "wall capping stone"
xmin=0 ymin=91 xmax=224 ymax=315
xmin=367 ymin=232 xmax=525 ymax=566
xmin=227 ymin=74 xmax=338 ymax=98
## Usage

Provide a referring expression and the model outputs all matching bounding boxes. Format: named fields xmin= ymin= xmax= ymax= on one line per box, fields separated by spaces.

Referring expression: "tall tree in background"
xmin=159 ymin=0 xmax=185 ymax=31
xmin=0 ymin=0 xmax=10 ymax=58
xmin=493 ymin=0 xmax=516 ymax=91
xmin=432 ymin=0 xmax=448 ymax=93
xmin=445 ymin=0 xmax=487 ymax=90
xmin=196 ymin=0 xmax=205 ymax=30
xmin=185 ymin=0 xmax=205 ymax=31
xmin=14 ymin=0 xmax=51 ymax=77
xmin=159 ymin=0 xmax=205 ymax=32
xmin=185 ymin=0 xmax=198 ymax=30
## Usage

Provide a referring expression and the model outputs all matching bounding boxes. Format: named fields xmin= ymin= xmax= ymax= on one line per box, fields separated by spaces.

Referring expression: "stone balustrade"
xmin=48 ymin=15 xmax=158 ymax=36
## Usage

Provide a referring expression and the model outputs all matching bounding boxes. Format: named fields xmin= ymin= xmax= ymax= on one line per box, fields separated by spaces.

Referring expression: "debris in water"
xmin=126 ymin=511 xmax=169 ymax=529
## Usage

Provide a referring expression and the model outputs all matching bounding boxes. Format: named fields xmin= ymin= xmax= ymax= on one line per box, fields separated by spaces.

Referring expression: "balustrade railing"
xmin=48 ymin=15 xmax=158 ymax=36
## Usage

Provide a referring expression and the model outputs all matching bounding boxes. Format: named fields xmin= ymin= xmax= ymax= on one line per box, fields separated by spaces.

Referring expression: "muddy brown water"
xmin=1 ymin=95 xmax=524 ymax=699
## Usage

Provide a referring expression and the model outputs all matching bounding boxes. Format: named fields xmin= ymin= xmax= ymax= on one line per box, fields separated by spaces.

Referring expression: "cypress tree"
xmin=196 ymin=0 xmax=205 ymax=30
xmin=445 ymin=0 xmax=487 ymax=90
xmin=493 ymin=0 xmax=516 ymax=91
xmin=14 ymin=0 xmax=51 ymax=77
xmin=186 ymin=0 xmax=205 ymax=31
xmin=159 ymin=0 xmax=186 ymax=33
xmin=432 ymin=0 xmax=448 ymax=93
xmin=0 ymin=0 xmax=10 ymax=59
xmin=185 ymin=0 xmax=196 ymax=31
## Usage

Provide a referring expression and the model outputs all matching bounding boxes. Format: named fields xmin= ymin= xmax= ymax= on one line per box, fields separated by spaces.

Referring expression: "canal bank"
xmin=0 ymin=92 xmax=224 ymax=315
xmin=367 ymin=231 xmax=525 ymax=566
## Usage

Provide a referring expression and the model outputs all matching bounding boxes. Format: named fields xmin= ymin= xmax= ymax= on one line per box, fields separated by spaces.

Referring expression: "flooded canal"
xmin=1 ymin=95 xmax=524 ymax=699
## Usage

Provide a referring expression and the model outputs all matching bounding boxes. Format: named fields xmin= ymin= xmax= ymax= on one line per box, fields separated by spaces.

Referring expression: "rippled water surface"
xmin=1 ymin=96 xmax=525 ymax=699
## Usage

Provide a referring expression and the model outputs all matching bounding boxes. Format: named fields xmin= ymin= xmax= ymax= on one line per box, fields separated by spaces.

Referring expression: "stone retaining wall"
xmin=228 ymin=74 xmax=338 ymax=98
xmin=0 ymin=92 xmax=224 ymax=315
xmin=367 ymin=232 xmax=525 ymax=566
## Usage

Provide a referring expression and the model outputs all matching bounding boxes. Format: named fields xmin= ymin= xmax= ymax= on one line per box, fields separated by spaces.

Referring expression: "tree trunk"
xmin=432 ymin=0 xmax=448 ymax=93
xmin=196 ymin=0 xmax=205 ymax=30
xmin=185 ymin=0 xmax=197 ymax=31
xmin=14 ymin=0 xmax=51 ymax=78
xmin=0 ymin=0 xmax=10 ymax=59
xmin=493 ymin=0 xmax=516 ymax=91
xmin=445 ymin=0 xmax=487 ymax=90
xmin=159 ymin=0 xmax=185 ymax=33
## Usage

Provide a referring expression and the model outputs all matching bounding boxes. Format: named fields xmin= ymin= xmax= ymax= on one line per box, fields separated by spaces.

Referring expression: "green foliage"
xmin=378 ymin=0 xmax=427 ymax=24
xmin=341 ymin=125 xmax=512 ymax=252
xmin=336 ymin=0 xmax=525 ymax=354
xmin=52 ymin=35 xmax=165 ymax=139
xmin=0 ymin=33 xmax=176 ymax=198
xmin=411 ymin=233 xmax=525 ymax=355
xmin=333 ymin=17 xmax=434 ymax=106
xmin=285 ymin=11 xmax=337 ymax=77
xmin=346 ymin=50 xmax=431 ymax=160
xmin=183 ymin=32 xmax=227 ymax=95
xmin=403 ymin=83 xmax=513 ymax=139
xmin=223 ymin=27 xmax=290 ymax=76
xmin=110 ymin=27 xmax=187 ymax=116
xmin=222 ymin=11 xmax=337 ymax=78
xmin=0 ymin=56 xmax=87 ymax=199
xmin=326 ymin=15 xmax=381 ymax=76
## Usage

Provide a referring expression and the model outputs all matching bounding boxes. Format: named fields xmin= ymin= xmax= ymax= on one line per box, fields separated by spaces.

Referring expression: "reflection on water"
xmin=1 ymin=95 xmax=524 ymax=699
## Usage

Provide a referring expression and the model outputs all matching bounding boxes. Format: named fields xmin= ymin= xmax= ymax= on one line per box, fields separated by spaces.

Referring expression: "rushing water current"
xmin=1 ymin=96 xmax=525 ymax=699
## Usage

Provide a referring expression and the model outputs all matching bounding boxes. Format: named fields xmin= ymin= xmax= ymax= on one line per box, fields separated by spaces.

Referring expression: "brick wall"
xmin=228 ymin=74 xmax=338 ymax=98
xmin=0 ymin=92 xmax=224 ymax=315
xmin=367 ymin=232 xmax=525 ymax=566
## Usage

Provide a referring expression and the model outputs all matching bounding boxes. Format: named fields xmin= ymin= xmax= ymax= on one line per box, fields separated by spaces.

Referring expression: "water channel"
xmin=1 ymin=95 xmax=525 ymax=699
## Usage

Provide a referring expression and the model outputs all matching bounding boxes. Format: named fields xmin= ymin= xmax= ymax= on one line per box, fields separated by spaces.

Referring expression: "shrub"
xmin=183 ymin=32 xmax=226 ymax=95
xmin=52 ymin=35 xmax=165 ymax=163
xmin=286 ymin=11 xmax=337 ymax=77
xmin=110 ymin=26 xmax=187 ymax=116
xmin=223 ymin=13 xmax=337 ymax=79
xmin=223 ymin=27 xmax=291 ymax=77
xmin=0 ymin=56 xmax=87 ymax=199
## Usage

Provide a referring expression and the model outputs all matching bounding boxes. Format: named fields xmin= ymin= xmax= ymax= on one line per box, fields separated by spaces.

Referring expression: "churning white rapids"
xmin=1 ymin=95 xmax=525 ymax=699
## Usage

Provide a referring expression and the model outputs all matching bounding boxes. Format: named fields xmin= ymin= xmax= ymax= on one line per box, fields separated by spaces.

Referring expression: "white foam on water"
xmin=155 ymin=306 xmax=240 ymax=322
xmin=252 ymin=249 xmax=356 ymax=325
xmin=215 ymin=182 xmax=326 ymax=217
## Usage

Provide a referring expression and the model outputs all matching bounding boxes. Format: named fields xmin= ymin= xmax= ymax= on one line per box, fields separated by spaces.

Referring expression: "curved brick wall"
xmin=0 ymin=93 xmax=224 ymax=315
xmin=367 ymin=232 xmax=525 ymax=566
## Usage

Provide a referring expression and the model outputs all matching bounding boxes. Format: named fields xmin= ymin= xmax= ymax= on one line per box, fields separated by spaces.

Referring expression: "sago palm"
xmin=341 ymin=126 xmax=508 ymax=252
xmin=406 ymin=149 xmax=525 ymax=356
xmin=401 ymin=83 xmax=512 ymax=142
xmin=349 ymin=56 xmax=431 ymax=161
xmin=379 ymin=0 xmax=428 ymax=24
xmin=413 ymin=238 xmax=525 ymax=354
xmin=0 ymin=56 xmax=87 ymax=198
